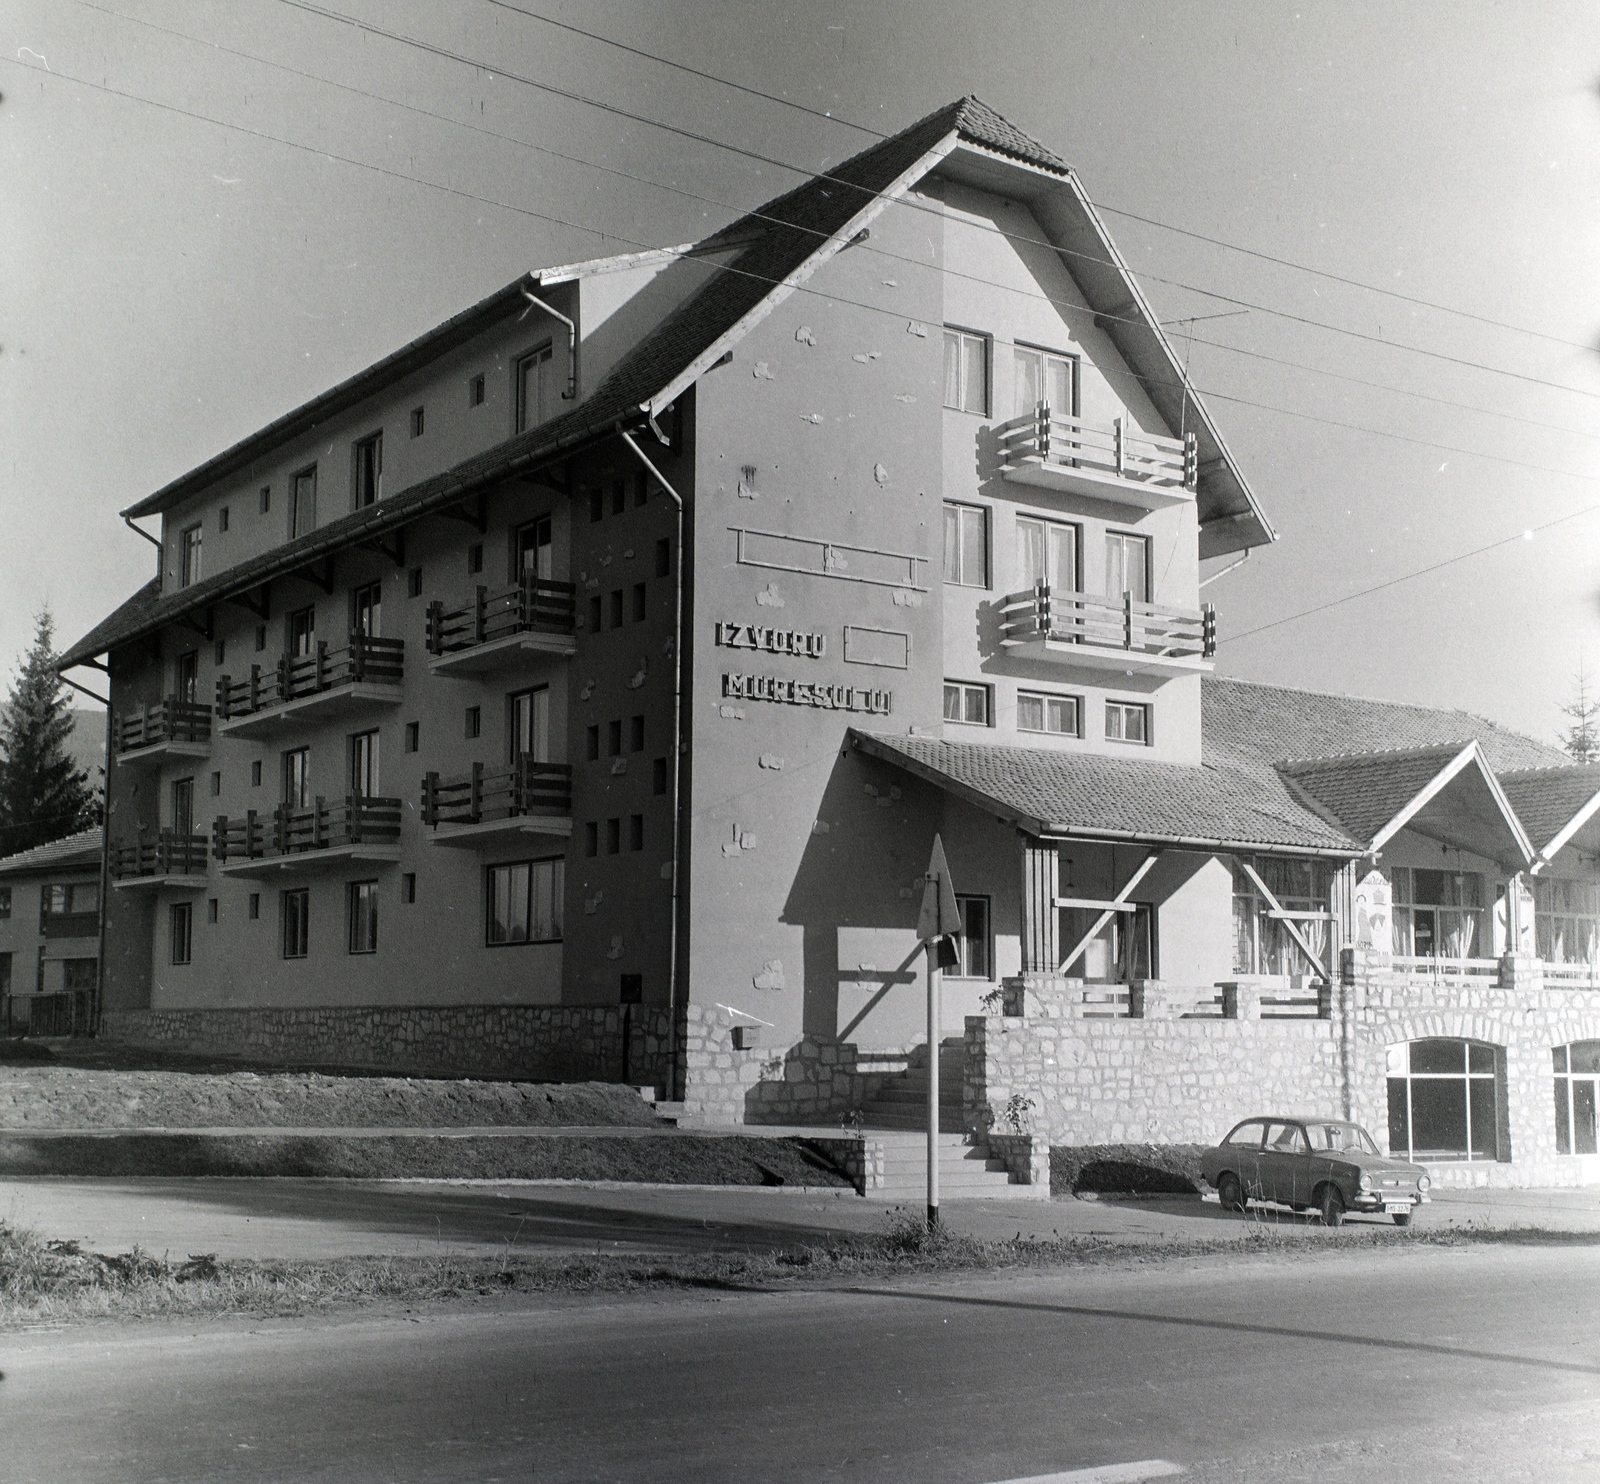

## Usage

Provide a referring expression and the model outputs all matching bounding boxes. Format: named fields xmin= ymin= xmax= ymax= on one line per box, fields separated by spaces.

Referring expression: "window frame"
xmin=513 ymin=341 xmax=556 ymax=434
xmin=485 ymin=857 xmax=564 ymax=947
xmin=1017 ymin=689 xmax=1083 ymax=738
xmin=942 ymin=502 xmax=990 ymax=588
xmin=351 ymin=430 xmax=383 ymax=509
xmin=289 ymin=465 xmax=318 ymax=540
xmin=281 ymin=888 xmax=310 ymax=959
xmin=1013 ymin=343 xmax=1079 ymax=419
xmin=179 ymin=523 xmax=203 ymax=588
xmin=513 ymin=515 xmax=553 ymax=582
xmin=169 ymin=901 xmax=193 ymax=965
xmin=943 ymin=680 xmax=992 ymax=728
xmin=349 ymin=729 xmax=380 ymax=798
xmin=350 ymin=579 xmax=382 ymax=639
xmin=508 ymin=685 xmax=550 ymax=764
xmin=1104 ymin=529 xmax=1151 ymax=603
xmin=1015 ymin=514 xmax=1081 ymax=595
xmin=942 ymin=326 xmax=990 ymax=415
xmin=347 ymin=879 xmax=379 ymax=955
xmin=1105 ymin=700 xmax=1151 ymax=746
xmin=282 ymin=747 xmax=311 ymax=809
xmin=952 ymin=895 xmax=991 ymax=980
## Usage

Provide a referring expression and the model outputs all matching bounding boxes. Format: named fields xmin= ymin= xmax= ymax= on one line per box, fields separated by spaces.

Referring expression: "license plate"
xmin=1383 ymin=1202 xmax=1410 ymax=1214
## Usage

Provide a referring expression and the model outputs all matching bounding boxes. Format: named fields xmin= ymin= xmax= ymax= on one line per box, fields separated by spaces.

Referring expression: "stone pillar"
xmin=1021 ymin=836 xmax=1059 ymax=974
xmin=1498 ymin=955 xmax=1543 ymax=991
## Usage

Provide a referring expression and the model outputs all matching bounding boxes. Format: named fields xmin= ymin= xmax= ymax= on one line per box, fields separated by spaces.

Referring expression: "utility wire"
xmin=77 ymin=1 xmax=1600 ymax=447
xmin=10 ymin=50 xmax=1600 ymax=491
xmin=478 ymin=0 xmax=1597 ymax=355
xmin=266 ymin=0 xmax=1600 ymax=403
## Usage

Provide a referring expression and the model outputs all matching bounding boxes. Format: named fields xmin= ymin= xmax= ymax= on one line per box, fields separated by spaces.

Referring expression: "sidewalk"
xmin=2 ymin=1177 xmax=1596 ymax=1263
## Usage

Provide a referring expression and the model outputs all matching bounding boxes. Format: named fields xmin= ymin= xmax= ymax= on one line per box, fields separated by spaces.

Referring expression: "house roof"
xmin=0 ymin=828 xmax=102 ymax=879
xmin=65 ymin=97 xmax=1270 ymax=671
xmin=1499 ymin=764 xmax=1600 ymax=861
xmin=849 ymin=730 xmax=1359 ymax=855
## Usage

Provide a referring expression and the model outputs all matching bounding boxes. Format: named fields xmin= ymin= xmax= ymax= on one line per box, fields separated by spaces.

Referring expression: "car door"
xmin=1219 ymin=1120 xmax=1265 ymax=1200
xmin=1261 ymin=1121 xmax=1311 ymax=1207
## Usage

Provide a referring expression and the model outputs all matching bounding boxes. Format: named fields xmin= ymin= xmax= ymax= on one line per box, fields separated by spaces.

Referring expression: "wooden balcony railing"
xmin=114 ymin=697 xmax=211 ymax=753
xmin=1000 ymin=583 xmax=1216 ymax=660
xmin=111 ymin=829 xmax=209 ymax=880
xmin=1389 ymin=954 xmax=1500 ymax=983
xmin=421 ymin=756 xmax=573 ymax=829
xmin=215 ymin=633 xmax=404 ymax=720
xmin=999 ymin=404 xmax=1197 ymax=490
xmin=212 ymin=796 xmax=402 ymax=862
xmin=1542 ymin=961 xmax=1600 ymax=987
xmin=425 ymin=576 xmax=577 ymax=656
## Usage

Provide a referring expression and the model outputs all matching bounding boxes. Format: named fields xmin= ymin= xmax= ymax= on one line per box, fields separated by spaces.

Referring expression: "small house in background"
xmin=0 ymin=828 xmax=102 ymax=1037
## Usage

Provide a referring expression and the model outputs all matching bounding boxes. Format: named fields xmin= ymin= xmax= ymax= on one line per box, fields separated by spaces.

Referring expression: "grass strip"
xmin=5 ymin=1214 xmax=1598 ymax=1332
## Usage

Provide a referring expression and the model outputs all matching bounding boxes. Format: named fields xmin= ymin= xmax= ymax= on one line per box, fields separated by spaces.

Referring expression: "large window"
xmin=942 ymin=328 xmax=988 ymax=415
xmin=1105 ymin=701 xmax=1150 ymax=746
xmin=349 ymin=731 xmax=379 ymax=797
xmin=1534 ymin=879 xmax=1600 ymax=966
xmin=509 ymin=686 xmax=550 ymax=763
xmin=170 ymin=902 xmax=193 ymax=966
xmin=1104 ymin=531 xmax=1149 ymax=602
xmin=952 ymin=896 xmax=991 ymax=979
xmin=1232 ymin=856 xmax=1337 ymax=977
xmin=180 ymin=524 xmax=202 ymax=588
xmin=1392 ymin=867 xmax=1485 ymax=959
xmin=1554 ymin=1042 xmax=1600 ymax=1156
xmin=347 ymin=880 xmax=378 ymax=955
xmin=516 ymin=516 xmax=553 ymax=582
xmin=352 ymin=432 xmax=382 ymax=508
xmin=487 ymin=858 xmax=564 ymax=945
xmin=1018 ymin=691 xmax=1081 ymax=738
xmin=515 ymin=343 xmax=556 ymax=433
xmin=171 ymin=777 xmax=195 ymax=836
xmin=1014 ymin=345 xmax=1076 ymax=417
xmin=351 ymin=580 xmax=382 ymax=639
xmin=177 ymin=650 xmax=199 ymax=705
xmin=283 ymin=748 xmax=311 ymax=809
xmin=1016 ymin=516 xmax=1078 ymax=594
xmin=943 ymin=681 xmax=990 ymax=727
xmin=287 ymin=605 xmax=316 ymax=658
xmin=1387 ymin=1039 xmax=1501 ymax=1161
xmin=282 ymin=888 xmax=310 ymax=959
xmin=942 ymin=503 xmax=988 ymax=587
xmin=1063 ymin=903 xmax=1156 ymax=984
xmin=290 ymin=466 xmax=317 ymax=539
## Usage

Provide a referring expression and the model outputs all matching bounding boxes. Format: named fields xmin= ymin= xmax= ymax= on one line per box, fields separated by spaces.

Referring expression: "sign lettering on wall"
xmin=722 ymin=673 xmax=892 ymax=715
xmin=715 ymin=622 xmax=826 ymax=659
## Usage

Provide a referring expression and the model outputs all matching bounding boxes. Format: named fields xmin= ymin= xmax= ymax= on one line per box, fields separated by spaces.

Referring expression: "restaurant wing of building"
xmin=60 ymin=98 xmax=1600 ymax=1186
xmin=0 ymin=828 xmax=103 ymax=1037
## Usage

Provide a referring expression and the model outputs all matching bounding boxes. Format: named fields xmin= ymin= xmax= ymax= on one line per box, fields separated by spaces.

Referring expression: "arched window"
xmin=1553 ymin=1042 xmax=1600 ymax=1156
xmin=1386 ymin=1039 xmax=1502 ymax=1161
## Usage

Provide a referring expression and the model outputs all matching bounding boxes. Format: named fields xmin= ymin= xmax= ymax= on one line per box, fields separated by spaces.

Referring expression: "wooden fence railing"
xmin=111 ymin=830 xmax=209 ymax=879
xmin=212 ymin=796 xmax=402 ymax=862
xmin=425 ymin=576 xmax=577 ymax=655
xmin=114 ymin=697 xmax=212 ymax=752
xmin=216 ymin=634 xmax=403 ymax=719
xmin=999 ymin=404 xmax=1197 ymax=490
xmin=1000 ymin=583 xmax=1215 ymax=660
xmin=421 ymin=757 xmax=573 ymax=829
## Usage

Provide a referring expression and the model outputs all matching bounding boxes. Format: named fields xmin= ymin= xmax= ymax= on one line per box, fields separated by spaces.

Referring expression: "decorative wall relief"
xmin=758 ymin=754 xmax=785 ymax=771
xmin=795 ymin=325 xmax=816 ymax=345
xmin=755 ymin=583 xmax=785 ymax=608
xmin=716 ymin=621 xmax=825 ymax=659
xmin=721 ymin=673 xmax=891 ymax=715
xmin=753 ymin=361 xmax=775 ymax=380
xmin=753 ymin=960 xmax=786 ymax=991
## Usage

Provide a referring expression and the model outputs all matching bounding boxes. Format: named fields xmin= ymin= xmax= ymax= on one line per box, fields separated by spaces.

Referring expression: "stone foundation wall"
xmin=99 ymin=1004 xmax=674 ymax=1090
xmin=982 ymin=1132 xmax=1051 ymax=1191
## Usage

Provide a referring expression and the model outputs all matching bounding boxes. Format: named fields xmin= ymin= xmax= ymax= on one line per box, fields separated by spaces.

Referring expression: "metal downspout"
xmin=520 ymin=289 xmax=578 ymax=401
xmin=619 ymin=430 xmax=686 ymax=1099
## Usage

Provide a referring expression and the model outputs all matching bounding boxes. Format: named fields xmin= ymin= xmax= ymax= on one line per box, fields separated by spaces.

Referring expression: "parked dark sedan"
xmin=1200 ymin=1116 xmax=1432 ymax=1226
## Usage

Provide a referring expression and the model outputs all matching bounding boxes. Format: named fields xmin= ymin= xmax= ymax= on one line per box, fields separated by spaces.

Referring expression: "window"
xmin=629 ymin=715 xmax=645 ymax=752
xmin=586 ymin=725 xmax=600 ymax=762
xmin=653 ymin=757 xmax=668 ymax=795
xmin=1232 ymin=858 xmax=1337 ymax=977
xmin=943 ymin=681 xmax=990 ymax=727
xmin=515 ymin=342 xmax=557 ymax=433
xmin=401 ymin=873 xmax=416 ymax=904
xmin=209 ymin=771 xmax=222 ymax=797
xmin=1533 ymin=879 xmax=1600 ymax=966
xmin=1387 ymin=1039 xmax=1502 ymax=1161
xmin=1104 ymin=531 xmax=1150 ymax=602
xmin=283 ymin=748 xmax=310 ymax=809
xmin=1061 ymin=901 xmax=1156 ymax=984
xmin=282 ymin=889 xmax=310 ymax=959
xmin=509 ymin=686 xmax=549 ymax=762
xmin=176 ymin=650 xmax=199 ymax=706
xmin=588 ymin=596 xmax=603 ymax=632
xmin=290 ymin=466 xmax=317 ymax=539
xmin=629 ymin=814 xmax=644 ymax=851
xmin=348 ymin=880 xmax=378 ymax=954
xmin=952 ymin=896 xmax=991 ymax=978
xmin=469 ymin=373 xmax=485 ymax=406
xmin=255 ymin=625 xmax=267 ymax=652
xmin=248 ymin=893 xmax=260 ymax=920
xmin=584 ymin=821 xmax=599 ymax=857
xmin=259 ymin=486 xmax=271 ymax=514
xmin=607 ymin=719 xmax=623 ymax=757
xmin=515 ymin=517 xmax=553 ymax=582
xmin=942 ymin=328 xmax=988 ymax=414
xmin=349 ymin=730 xmax=380 ymax=797
xmin=589 ymin=488 xmax=604 ymax=523
xmin=632 ymin=582 xmax=647 ymax=622
xmin=606 ymin=818 xmax=621 ymax=855
xmin=170 ymin=902 xmax=193 ymax=965
xmin=404 ymin=722 xmax=419 ymax=753
xmin=42 ymin=882 xmax=99 ymax=919
xmin=609 ymin=590 xmax=624 ymax=629
xmin=287 ymin=605 xmax=316 ymax=659
xmin=1392 ymin=867 xmax=1485 ymax=959
xmin=1554 ymin=1042 xmax=1600 ymax=1156
xmin=352 ymin=431 xmax=382 ymax=508
xmin=1223 ymin=1121 xmax=1265 ymax=1149
xmin=1016 ymin=516 xmax=1078 ymax=594
xmin=611 ymin=478 xmax=626 ymax=516
xmin=351 ymin=580 xmax=382 ymax=639
xmin=1017 ymin=691 xmax=1081 ymax=737
xmin=207 ymin=898 xmax=218 ymax=925
xmin=251 ymin=759 xmax=262 ymax=788
xmin=486 ymin=858 xmax=563 ymax=945
xmin=655 ymin=538 xmax=671 ymax=577
xmin=179 ymin=524 xmax=202 ymax=587
xmin=171 ymin=777 xmax=195 ymax=835
xmin=219 ymin=506 xmax=230 ymax=533
xmin=1014 ymin=345 xmax=1077 ymax=416
xmin=407 ymin=567 xmax=424 ymax=599
xmin=468 ymin=543 xmax=484 ymax=575
xmin=942 ymin=503 xmax=988 ymax=587
xmin=465 ymin=706 xmax=481 ymax=740
xmin=1105 ymin=701 xmax=1149 ymax=745
xmin=410 ymin=406 xmax=425 ymax=438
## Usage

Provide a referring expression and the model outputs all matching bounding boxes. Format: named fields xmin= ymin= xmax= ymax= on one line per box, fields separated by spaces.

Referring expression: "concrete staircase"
xmin=858 ymin=1038 xmax=966 ymax=1133
xmin=863 ymin=1129 xmax=1035 ymax=1200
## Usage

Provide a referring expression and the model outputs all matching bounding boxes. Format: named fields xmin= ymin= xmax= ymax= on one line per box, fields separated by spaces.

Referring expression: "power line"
xmin=266 ymin=0 xmax=1600 ymax=403
xmin=78 ymin=1 xmax=1600 ymax=448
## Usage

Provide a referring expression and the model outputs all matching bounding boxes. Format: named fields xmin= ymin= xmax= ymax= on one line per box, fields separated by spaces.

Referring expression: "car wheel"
xmin=1217 ymin=1172 xmax=1244 ymax=1213
xmin=1318 ymin=1184 xmax=1346 ymax=1228
xmin=1393 ymin=1209 xmax=1413 ymax=1227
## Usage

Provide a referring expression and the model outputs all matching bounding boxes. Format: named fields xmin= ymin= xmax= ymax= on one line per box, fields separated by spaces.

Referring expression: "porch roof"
xmin=848 ymin=731 xmax=1360 ymax=855
xmin=1499 ymin=764 xmax=1600 ymax=865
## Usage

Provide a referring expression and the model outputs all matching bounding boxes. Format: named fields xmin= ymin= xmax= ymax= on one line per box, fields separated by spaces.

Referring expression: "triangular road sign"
xmin=917 ymin=833 xmax=963 ymax=943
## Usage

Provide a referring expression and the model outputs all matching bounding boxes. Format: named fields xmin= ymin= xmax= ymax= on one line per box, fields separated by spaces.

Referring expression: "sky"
xmin=3 ymin=0 xmax=1599 ymax=745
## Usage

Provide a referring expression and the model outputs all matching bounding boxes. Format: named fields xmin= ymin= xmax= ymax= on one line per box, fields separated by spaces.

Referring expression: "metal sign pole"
xmin=927 ymin=938 xmax=940 ymax=1230
xmin=917 ymin=833 xmax=961 ymax=1236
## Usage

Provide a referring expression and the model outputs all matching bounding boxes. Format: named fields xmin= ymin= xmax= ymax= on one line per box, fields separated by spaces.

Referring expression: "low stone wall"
xmin=98 ymin=1004 xmax=674 ymax=1091
xmin=982 ymin=1132 xmax=1051 ymax=1192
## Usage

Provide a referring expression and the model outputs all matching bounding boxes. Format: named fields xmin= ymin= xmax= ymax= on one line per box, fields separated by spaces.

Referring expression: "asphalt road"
xmin=5 ymin=1242 xmax=1599 ymax=1483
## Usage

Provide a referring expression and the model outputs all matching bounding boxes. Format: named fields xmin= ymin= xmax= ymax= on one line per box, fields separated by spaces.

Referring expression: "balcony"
xmin=998 ymin=405 xmax=1197 ymax=512
xmin=420 ymin=757 xmax=573 ymax=846
xmin=999 ymin=584 xmax=1215 ymax=675
xmin=426 ymin=576 xmax=577 ymax=678
xmin=214 ymin=634 xmax=404 ymax=738
xmin=212 ymin=796 xmax=402 ymax=876
xmin=111 ymin=830 xmax=209 ymax=891
xmin=113 ymin=697 xmax=211 ymax=767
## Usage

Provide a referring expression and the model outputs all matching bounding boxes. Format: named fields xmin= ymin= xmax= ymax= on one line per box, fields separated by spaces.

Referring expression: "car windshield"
xmin=1306 ymin=1122 xmax=1380 ymax=1155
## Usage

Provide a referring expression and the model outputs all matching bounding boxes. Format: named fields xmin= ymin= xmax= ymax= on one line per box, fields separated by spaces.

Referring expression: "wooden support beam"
xmin=1058 ymin=853 xmax=1160 ymax=975
xmin=1239 ymin=861 xmax=1327 ymax=975
xmin=1054 ymin=896 xmax=1142 ymax=913
xmin=178 ymin=607 xmax=213 ymax=641
xmin=360 ymin=529 xmax=405 ymax=569
xmin=226 ymin=586 xmax=270 ymax=621
xmin=288 ymin=558 xmax=335 ymax=596
xmin=438 ymin=493 xmax=488 ymax=533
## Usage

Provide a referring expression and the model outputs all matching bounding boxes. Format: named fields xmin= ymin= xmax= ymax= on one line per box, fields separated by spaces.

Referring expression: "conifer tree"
xmin=0 ymin=611 xmax=95 ymax=853
xmin=1561 ymin=661 xmax=1600 ymax=765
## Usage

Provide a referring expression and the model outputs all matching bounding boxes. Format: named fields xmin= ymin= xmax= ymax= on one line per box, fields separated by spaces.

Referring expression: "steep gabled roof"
xmin=1499 ymin=764 xmax=1600 ymax=862
xmin=0 ymin=827 xmax=102 ymax=879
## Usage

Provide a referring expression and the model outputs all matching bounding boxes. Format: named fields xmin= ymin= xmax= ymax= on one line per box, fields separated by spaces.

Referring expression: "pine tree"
xmin=0 ymin=611 xmax=95 ymax=854
xmin=1561 ymin=661 xmax=1600 ymax=765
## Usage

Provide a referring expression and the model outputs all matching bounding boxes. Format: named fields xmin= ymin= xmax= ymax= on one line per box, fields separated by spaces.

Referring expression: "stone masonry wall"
xmin=99 ymin=1004 xmax=674 ymax=1090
